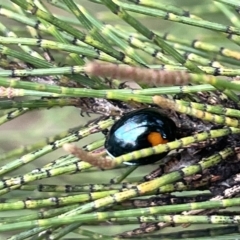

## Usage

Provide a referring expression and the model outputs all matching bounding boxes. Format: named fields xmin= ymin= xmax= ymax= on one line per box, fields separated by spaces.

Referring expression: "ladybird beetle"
xmin=104 ymin=108 xmax=176 ymax=165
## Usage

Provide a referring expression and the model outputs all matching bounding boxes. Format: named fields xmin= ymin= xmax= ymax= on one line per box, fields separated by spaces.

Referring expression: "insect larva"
xmin=85 ymin=61 xmax=190 ymax=86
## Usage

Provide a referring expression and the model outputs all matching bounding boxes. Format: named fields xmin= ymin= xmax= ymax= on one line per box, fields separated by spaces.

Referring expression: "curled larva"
xmin=63 ymin=143 xmax=117 ymax=169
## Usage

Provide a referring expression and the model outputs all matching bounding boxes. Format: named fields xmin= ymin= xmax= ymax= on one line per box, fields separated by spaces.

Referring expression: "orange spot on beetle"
xmin=147 ymin=132 xmax=168 ymax=146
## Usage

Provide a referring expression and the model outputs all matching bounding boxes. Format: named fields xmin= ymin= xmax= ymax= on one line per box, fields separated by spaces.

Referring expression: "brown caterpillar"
xmin=85 ymin=61 xmax=190 ymax=86
xmin=63 ymin=143 xmax=117 ymax=169
xmin=152 ymin=95 xmax=176 ymax=109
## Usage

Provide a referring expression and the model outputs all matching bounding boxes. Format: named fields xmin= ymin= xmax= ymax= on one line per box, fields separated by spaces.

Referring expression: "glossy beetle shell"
xmin=104 ymin=108 xmax=176 ymax=165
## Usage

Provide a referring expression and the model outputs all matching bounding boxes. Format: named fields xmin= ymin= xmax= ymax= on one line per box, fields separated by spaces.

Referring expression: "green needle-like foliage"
xmin=1 ymin=0 xmax=240 ymax=239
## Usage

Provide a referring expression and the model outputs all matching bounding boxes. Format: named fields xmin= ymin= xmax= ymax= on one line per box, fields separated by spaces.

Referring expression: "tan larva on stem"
xmin=85 ymin=61 xmax=190 ymax=86
xmin=152 ymin=95 xmax=176 ymax=109
xmin=63 ymin=143 xmax=117 ymax=169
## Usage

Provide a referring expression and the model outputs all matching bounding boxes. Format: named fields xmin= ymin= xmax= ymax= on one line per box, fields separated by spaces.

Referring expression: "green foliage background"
xmin=1 ymin=0 xmax=240 ymax=239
